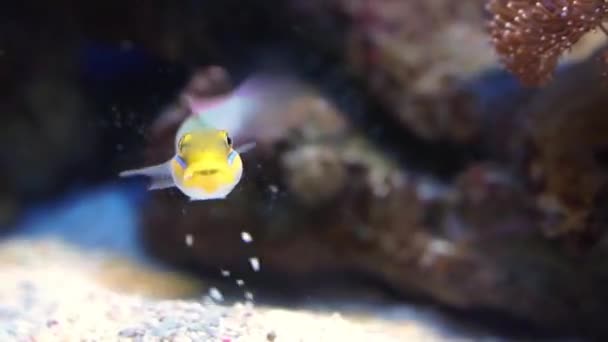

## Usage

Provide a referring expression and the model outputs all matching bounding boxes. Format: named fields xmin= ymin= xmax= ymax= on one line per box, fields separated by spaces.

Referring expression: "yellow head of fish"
xmin=170 ymin=129 xmax=243 ymax=199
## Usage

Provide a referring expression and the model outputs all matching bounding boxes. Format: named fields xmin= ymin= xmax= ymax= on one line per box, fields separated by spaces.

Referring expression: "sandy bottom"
xmin=0 ymin=238 xmax=500 ymax=341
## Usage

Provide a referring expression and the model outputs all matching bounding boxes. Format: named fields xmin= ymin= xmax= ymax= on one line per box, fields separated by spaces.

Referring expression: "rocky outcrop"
xmin=138 ymin=55 xmax=608 ymax=338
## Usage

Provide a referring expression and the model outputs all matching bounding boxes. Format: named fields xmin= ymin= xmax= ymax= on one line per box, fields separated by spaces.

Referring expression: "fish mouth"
xmin=195 ymin=169 xmax=220 ymax=176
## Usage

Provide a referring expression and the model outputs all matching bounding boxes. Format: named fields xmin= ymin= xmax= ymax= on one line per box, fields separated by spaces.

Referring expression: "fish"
xmin=119 ymin=72 xmax=304 ymax=201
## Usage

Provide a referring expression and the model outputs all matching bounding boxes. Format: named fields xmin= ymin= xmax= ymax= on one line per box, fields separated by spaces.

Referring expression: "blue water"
xmin=5 ymin=181 xmax=152 ymax=262
xmin=465 ymin=62 xmax=578 ymax=113
xmin=79 ymin=41 xmax=163 ymax=83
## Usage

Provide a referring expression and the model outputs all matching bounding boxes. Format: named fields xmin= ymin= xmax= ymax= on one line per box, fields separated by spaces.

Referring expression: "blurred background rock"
xmin=2 ymin=0 xmax=608 ymax=340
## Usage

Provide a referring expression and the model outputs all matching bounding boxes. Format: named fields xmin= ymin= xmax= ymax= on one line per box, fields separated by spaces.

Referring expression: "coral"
xmin=486 ymin=0 xmax=608 ymax=86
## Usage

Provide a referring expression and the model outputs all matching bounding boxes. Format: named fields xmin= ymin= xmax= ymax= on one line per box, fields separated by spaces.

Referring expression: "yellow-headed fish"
xmin=119 ymin=73 xmax=302 ymax=201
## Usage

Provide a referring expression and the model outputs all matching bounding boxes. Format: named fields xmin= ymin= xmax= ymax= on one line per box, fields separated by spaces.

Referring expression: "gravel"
xmin=0 ymin=238 xmax=495 ymax=341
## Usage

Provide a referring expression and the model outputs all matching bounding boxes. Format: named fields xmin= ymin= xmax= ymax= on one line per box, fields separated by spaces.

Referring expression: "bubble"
xmin=185 ymin=234 xmax=194 ymax=247
xmin=241 ymin=231 xmax=253 ymax=244
xmin=208 ymin=287 xmax=224 ymax=302
xmin=249 ymin=257 xmax=260 ymax=272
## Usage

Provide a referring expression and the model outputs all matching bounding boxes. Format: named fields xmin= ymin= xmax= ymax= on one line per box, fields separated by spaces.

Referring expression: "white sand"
xmin=0 ymin=238 xmax=493 ymax=341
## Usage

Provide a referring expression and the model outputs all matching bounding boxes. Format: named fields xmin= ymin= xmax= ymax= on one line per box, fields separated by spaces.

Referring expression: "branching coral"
xmin=486 ymin=0 xmax=608 ymax=85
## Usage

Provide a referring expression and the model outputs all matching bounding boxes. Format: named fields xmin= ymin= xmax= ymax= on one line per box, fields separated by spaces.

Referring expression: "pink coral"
xmin=486 ymin=0 xmax=608 ymax=85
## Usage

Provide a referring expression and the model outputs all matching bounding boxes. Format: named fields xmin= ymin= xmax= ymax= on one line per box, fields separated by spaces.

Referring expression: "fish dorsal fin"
xmin=235 ymin=142 xmax=256 ymax=154
xmin=179 ymin=73 xmax=307 ymax=146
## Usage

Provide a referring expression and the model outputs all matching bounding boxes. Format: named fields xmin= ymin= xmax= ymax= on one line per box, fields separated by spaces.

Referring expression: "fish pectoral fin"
xmin=148 ymin=175 xmax=175 ymax=190
xmin=119 ymin=161 xmax=171 ymax=178
xmin=235 ymin=142 xmax=256 ymax=154
xmin=119 ymin=161 xmax=175 ymax=191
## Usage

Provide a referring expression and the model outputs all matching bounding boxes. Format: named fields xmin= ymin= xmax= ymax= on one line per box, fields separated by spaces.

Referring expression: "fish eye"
xmin=226 ymin=134 xmax=232 ymax=146
xmin=178 ymin=134 xmax=192 ymax=152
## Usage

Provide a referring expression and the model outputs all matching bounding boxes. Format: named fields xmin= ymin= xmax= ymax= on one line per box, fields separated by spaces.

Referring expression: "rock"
xmin=134 ymin=73 xmax=587 ymax=339
xmin=334 ymin=0 xmax=494 ymax=143
xmin=74 ymin=0 xmax=502 ymax=146
xmin=517 ymin=48 xmax=608 ymax=242
xmin=0 ymin=8 xmax=97 ymax=229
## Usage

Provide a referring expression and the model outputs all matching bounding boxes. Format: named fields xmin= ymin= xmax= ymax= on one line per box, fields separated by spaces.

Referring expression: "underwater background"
xmin=2 ymin=1 xmax=608 ymax=340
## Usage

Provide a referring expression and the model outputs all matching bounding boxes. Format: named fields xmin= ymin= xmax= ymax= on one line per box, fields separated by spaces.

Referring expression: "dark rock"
xmin=0 ymin=5 xmax=98 ymax=228
xmin=137 ymin=68 xmax=608 ymax=338
xmin=518 ymin=48 xmax=608 ymax=241
xmin=332 ymin=0 xmax=494 ymax=144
